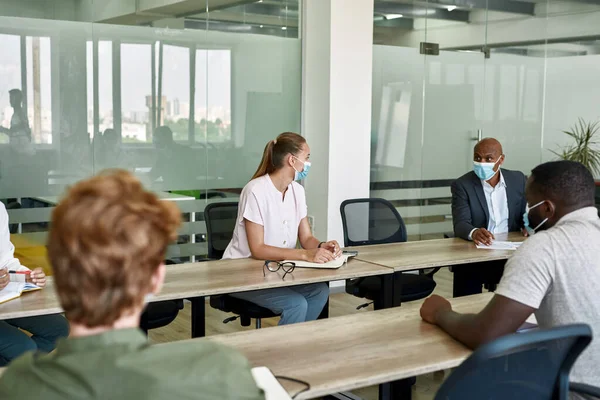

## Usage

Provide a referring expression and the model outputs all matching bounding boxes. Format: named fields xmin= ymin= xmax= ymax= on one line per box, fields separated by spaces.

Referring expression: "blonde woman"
xmin=223 ymin=132 xmax=341 ymax=325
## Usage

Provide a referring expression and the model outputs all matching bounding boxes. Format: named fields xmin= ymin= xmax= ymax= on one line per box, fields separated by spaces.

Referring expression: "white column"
xmin=302 ymin=0 xmax=374 ymax=244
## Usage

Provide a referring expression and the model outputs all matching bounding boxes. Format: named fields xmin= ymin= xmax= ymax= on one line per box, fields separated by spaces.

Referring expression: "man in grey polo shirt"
xmin=421 ymin=160 xmax=600 ymax=395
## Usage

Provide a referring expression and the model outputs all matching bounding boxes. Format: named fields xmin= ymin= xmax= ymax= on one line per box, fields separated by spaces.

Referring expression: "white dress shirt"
xmin=469 ymin=172 xmax=509 ymax=240
xmin=0 ymin=202 xmax=30 ymax=274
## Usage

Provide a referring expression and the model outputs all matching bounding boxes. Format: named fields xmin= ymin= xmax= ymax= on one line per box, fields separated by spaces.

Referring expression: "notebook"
xmin=283 ymin=254 xmax=355 ymax=269
xmin=251 ymin=367 xmax=292 ymax=400
xmin=0 ymin=282 xmax=42 ymax=304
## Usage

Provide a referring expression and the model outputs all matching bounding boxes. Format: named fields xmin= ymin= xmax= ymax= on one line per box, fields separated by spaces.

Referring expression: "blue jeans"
xmin=0 ymin=314 xmax=69 ymax=365
xmin=230 ymin=283 xmax=329 ymax=325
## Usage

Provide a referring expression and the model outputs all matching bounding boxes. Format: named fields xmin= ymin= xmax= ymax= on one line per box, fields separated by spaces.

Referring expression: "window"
xmin=0 ymin=34 xmax=22 ymax=144
xmin=25 ymin=36 xmax=52 ymax=144
xmin=121 ymin=43 xmax=152 ymax=143
xmin=162 ymin=44 xmax=190 ymax=142
xmin=195 ymin=49 xmax=232 ymax=143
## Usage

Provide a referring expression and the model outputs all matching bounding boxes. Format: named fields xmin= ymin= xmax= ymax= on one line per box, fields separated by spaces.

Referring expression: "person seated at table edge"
xmin=421 ymin=160 xmax=600 ymax=393
xmin=451 ymin=138 xmax=527 ymax=297
xmin=223 ymin=132 xmax=341 ymax=325
xmin=0 ymin=170 xmax=265 ymax=400
xmin=0 ymin=202 xmax=69 ymax=366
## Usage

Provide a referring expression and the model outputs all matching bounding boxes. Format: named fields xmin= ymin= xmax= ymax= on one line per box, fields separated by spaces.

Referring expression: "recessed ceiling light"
xmin=259 ymin=25 xmax=264 ymax=28
xmin=447 ymin=5 xmax=457 ymax=11
xmin=386 ymin=14 xmax=403 ymax=19
xmin=281 ymin=26 xmax=287 ymax=30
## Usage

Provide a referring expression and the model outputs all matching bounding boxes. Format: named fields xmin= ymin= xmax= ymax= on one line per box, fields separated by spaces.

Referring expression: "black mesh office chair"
xmin=139 ymin=259 xmax=184 ymax=335
xmin=6 ymin=201 xmax=21 ymax=234
xmin=434 ymin=324 xmax=600 ymax=400
xmin=340 ymin=198 xmax=437 ymax=309
xmin=205 ymin=202 xmax=279 ymax=329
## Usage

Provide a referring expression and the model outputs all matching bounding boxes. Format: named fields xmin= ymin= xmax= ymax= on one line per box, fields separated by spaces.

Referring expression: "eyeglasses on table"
xmin=263 ymin=260 xmax=296 ymax=280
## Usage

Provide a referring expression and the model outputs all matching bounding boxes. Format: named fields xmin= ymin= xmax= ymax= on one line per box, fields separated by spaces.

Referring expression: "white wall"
xmin=303 ymin=0 xmax=373 ymax=244
xmin=543 ymin=54 xmax=600 ymax=176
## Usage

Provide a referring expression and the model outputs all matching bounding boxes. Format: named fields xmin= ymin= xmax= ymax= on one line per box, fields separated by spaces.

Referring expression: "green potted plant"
xmin=551 ymin=119 xmax=600 ymax=206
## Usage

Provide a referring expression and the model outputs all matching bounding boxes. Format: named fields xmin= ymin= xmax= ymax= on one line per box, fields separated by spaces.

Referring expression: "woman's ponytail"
xmin=250 ymin=133 xmax=306 ymax=181
xmin=251 ymin=140 xmax=276 ymax=180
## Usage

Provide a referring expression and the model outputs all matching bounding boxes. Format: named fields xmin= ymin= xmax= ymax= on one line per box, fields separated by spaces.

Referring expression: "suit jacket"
xmin=451 ymin=169 xmax=527 ymax=240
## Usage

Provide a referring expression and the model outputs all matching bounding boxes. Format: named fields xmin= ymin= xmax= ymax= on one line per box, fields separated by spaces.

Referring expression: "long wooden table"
xmin=0 ymin=258 xmax=393 ymax=337
xmin=0 ymin=234 xmax=525 ymax=336
xmin=352 ymin=232 xmax=524 ymax=272
xmin=187 ymin=293 xmax=495 ymax=399
xmin=351 ymin=232 xmax=525 ymax=305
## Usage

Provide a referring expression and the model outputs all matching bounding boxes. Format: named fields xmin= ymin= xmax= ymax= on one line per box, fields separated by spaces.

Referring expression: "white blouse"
xmin=223 ymin=174 xmax=308 ymax=259
xmin=0 ymin=202 xmax=30 ymax=276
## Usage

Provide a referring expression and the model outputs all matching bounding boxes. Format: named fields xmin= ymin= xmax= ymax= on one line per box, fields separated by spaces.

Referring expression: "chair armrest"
xmin=570 ymin=382 xmax=600 ymax=399
xmin=443 ymin=232 xmax=455 ymax=239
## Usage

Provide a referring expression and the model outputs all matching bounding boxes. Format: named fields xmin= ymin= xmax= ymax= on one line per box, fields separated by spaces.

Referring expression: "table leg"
xmin=379 ymin=378 xmax=414 ymax=400
xmin=392 ymin=271 xmax=403 ymax=307
xmin=378 ymin=273 xmax=414 ymax=400
xmin=377 ymin=274 xmax=395 ymax=310
xmin=318 ymin=298 xmax=329 ymax=319
xmin=191 ymin=296 xmax=206 ymax=338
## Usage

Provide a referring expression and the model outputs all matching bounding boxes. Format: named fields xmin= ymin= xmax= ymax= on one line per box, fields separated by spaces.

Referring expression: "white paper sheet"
xmin=476 ymin=241 xmax=522 ymax=251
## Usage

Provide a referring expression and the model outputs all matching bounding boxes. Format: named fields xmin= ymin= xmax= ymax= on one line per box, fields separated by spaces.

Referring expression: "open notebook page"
xmin=0 ymin=282 xmax=41 ymax=304
xmin=282 ymin=254 xmax=354 ymax=269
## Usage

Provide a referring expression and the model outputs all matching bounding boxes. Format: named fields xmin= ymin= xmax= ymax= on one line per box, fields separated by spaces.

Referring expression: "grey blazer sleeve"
xmin=451 ymin=179 xmax=475 ymax=240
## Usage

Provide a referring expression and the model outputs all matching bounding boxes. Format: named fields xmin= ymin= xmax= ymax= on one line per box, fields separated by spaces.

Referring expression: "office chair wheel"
xmin=223 ymin=316 xmax=239 ymax=324
xmin=240 ymin=315 xmax=251 ymax=326
xmin=356 ymin=302 xmax=373 ymax=310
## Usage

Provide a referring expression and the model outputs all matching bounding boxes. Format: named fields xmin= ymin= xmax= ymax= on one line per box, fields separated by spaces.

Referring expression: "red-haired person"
xmin=0 ymin=170 xmax=264 ymax=400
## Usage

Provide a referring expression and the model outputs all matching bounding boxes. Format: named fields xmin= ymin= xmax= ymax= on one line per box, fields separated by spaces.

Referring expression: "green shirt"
xmin=0 ymin=328 xmax=265 ymax=400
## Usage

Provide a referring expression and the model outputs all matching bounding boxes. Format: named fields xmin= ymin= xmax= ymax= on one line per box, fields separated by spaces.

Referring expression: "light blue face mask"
xmin=473 ymin=158 xmax=502 ymax=181
xmin=523 ymin=200 xmax=548 ymax=235
xmin=293 ymin=157 xmax=311 ymax=181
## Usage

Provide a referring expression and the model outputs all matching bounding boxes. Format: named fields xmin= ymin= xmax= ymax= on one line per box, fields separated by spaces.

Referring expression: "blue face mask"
xmin=473 ymin=158 xmax=502 ymax=181
xmin=293 ymin=157 xmax=311 ymax=181
xmin=523 ymin=200 xmax=548 ymax=235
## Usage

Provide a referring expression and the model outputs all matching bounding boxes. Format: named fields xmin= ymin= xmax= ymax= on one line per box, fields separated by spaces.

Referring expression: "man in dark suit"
xmin=451 ymin=138 xmax=527 ymax=297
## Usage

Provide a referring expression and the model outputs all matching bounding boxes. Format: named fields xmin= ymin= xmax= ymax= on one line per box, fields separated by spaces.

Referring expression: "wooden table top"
xmin=191 ymin=293 xmax=495 ymax=399
xmin=0 ymin=258 xmax=391 ymax=320
xmin=351 ymin=232 xmax=526 ymax=272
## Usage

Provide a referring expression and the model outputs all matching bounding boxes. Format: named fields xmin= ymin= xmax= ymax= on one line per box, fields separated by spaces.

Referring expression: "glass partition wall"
xmin=370 ymin=0 xmax=600 ymax=240
xmin=0 ymin=0 xmax=301 ymax=263
xmin=2 ymin=0 xmax=600 ymax=263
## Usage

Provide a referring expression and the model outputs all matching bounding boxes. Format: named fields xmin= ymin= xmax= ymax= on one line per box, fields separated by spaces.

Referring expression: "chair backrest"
xmin=204 ymin=202 xmax=239 ymax=259
xmin=434 ymin=324 xmax=593 ymax=400
xmin=6 ymin=201 xmax=21 ymax=234
xmin=340 ymin=198 xmax=407 ymax=247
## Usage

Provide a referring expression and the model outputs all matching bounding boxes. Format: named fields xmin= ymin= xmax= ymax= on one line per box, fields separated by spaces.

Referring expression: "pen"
xmin=8 ymin=270 xmax=31 ymax=275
